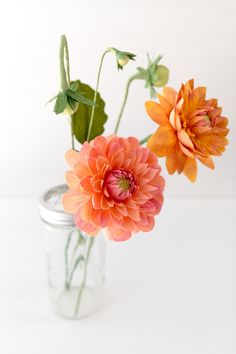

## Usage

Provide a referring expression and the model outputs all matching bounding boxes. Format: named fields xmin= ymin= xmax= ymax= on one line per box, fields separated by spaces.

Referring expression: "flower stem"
xmin=74 ymin=237 xmax=95 ymax=317
xmin=140 ymin=134 xmax=152 ymax=145
xmin=59 ymin=35 xmax=70 ymax=91
xmin=70 ymin=116 xmax=75 ymax=149
xmin=67 ymin=230 xmax=84 ymax=288
xmin=59 ymin=35 xmax=75 ymax=150
xmin=114 ymin=73 xmax=142 ymax=134
xmin=64 ymin=231 xmax=73 ymax=289
xmin=87 ymin=50 xmax=109 ymax=142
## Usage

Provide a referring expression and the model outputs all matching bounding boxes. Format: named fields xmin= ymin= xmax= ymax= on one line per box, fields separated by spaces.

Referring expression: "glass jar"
xmin=39 ymin=184 xmax=106 ymax=319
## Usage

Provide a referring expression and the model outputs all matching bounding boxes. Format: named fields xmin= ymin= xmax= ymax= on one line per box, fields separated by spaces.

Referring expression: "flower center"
xmin=194 ymin=111 xmax=213 ymax=128
xmin=104 ymin=169 xmax=137 ymax=202
xmin=118 ymin=177 xmax=131 ymax=191
xmin=202 ymin=114 xmax=212 ymax=127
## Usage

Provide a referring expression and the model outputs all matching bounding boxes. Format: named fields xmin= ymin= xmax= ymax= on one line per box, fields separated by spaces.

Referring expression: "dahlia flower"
xmin=145 ymin=79 xmax=229 ymax=182
xmin=62 ymin=136 xmax=165 ymax=241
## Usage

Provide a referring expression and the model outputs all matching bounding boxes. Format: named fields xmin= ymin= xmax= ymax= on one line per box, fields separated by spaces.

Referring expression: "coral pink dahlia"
xmin=62 ymin=136 xmax=165 ymax=241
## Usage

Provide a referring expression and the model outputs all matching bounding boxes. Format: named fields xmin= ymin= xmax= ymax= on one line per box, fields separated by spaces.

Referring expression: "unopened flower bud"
xmin=117 ymin=53 xmax=130 ymax=67
xmin=136 ymin=54 xmax=169 ymax=97
xmin=151 ymin=65 xmax=169 ymax=87
xmin=63 ymin=102 xmax=79 ymax=116
xmin=109 ymin=47 xmax=136 ymax=70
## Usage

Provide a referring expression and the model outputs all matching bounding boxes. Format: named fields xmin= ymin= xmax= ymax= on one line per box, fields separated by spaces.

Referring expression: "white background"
xmin=0 ymin=1 xmax=235 ymax=354
xmin=0 ymin=0 xmax=235 ymax=197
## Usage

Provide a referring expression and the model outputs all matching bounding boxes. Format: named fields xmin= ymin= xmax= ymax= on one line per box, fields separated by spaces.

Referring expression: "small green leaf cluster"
xmin=50 ymin=82 xmax=96 ymax=115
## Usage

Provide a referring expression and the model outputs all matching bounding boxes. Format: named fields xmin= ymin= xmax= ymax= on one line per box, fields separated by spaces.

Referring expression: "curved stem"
xmin=114 ymin=73 xmax=141 ymax=134
xmin=59 ymin=35 xmax=75 ymax=150
xmin=87 ymin=50 xmax=109 ymax=142
xmin=63 ymin=36 xmax=70 ymax=85
xmin=59 ymin=35 xmax=70 ymax=91
xmin=74 ymin=237 xmax=95 ymax=317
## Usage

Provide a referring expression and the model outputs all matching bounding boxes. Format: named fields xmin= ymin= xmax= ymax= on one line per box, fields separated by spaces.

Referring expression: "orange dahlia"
xmin=62 ymin=136 xmax=165 ymax=242
xmin=145 ymin=79 xmax=229 ymax=182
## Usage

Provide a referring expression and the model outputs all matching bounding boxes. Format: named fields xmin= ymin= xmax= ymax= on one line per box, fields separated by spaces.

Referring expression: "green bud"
xmin=109 ymin=47 xmax=136 ymax=70
xmin=136 ymin=54 xmax=169 ymax=97
xmin=117 ymin=53 xmax=130 ymax=67
xmin=63 ymin=99 xmax=79 ymax=116
xmin=151 ymin=65 xmax=169 ymax=87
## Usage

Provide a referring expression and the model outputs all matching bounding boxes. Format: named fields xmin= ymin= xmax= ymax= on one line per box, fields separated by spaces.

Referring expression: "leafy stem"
xmin=87 ymin=50 xmax=110 ymax=142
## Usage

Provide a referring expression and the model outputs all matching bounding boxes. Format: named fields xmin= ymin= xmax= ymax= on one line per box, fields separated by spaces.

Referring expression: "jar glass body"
xmin=39 ymin=185 xmax=106 ymax=319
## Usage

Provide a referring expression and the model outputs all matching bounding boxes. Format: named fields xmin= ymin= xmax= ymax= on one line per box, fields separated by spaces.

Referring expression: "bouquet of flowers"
xmin=43 ymin=35 xmax=229 ymax=319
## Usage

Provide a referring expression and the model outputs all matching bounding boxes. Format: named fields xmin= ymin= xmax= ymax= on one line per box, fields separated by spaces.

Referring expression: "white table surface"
xmin=0 ymin=197 xmax=235 ymax=354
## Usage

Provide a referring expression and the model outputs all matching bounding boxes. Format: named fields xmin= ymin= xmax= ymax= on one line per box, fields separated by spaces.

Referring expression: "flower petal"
xmin=197 ymin=155 xmax=215 ymax=169
xmin=147 ymin=124 xmax=177 ymax=157
xmin=65 ymin=149 xmax=80 ymax=169
xmin=162 ymin=87 xmax=177 ymax=107
xmin=65 ymin=171 xmax=80 ymax=190
xmin=183 ymin=157 xmax=197 ymax=182
xmin=104 ymin=226 xmax=132 ymax=242
xmin=74 ymin=213 xmax=99 ymax=236
xmin=145 ymin=101 xmax=168 ymax=125
xmin=62 ymin=190 xmax=84 ymax=214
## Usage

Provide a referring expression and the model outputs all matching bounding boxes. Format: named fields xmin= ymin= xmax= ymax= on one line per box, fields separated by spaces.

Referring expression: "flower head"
xmin=62 ymin=136 xmax=165 ymax=241
xmin=145 ymin=79 xmax=229 ymax=182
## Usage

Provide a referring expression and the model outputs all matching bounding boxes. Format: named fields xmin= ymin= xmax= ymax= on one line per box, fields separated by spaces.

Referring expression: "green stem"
xmin=64 ymin=231 xmax=73 ymax=289
xmin=140 ymin=134 xmax=152 ymax=145
xmin=74 ymin=237 xmax=95 ymax=317
xmin=86 ymin=50 xmax=109 ymax=142
xmin=114 ymin=73 xmax=142 ymax=134
xmin=71 ymin=230 xmax=84 ymax=263
xmin=67 ymin=230 xmax=84 ymax=288
xmin=59 ymin=35 xmax=70 ymax=91
xmin=70 ymin=116 xmax=75 ymax=149
xmin=59 ymin=35 xmax=75 ymax=150
xmin=68 ymin=254 xmax=84 ymax=287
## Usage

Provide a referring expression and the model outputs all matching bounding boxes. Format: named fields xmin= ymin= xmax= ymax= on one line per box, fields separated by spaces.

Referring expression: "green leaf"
xmin=75 ymin=92 xmax=97 ymax=107
xmin=45 ymin=94 xmax=58 ymax=106
xmin=66 ymin=89 xmax=96 ymax=107
xmin=72 ymin=80 xmax=108 ymax=144
xmin=53 ymin=92 xmax=67 ymax=114
xmin=70 ymin=82 xmax=79 ymax=91
xmin=153 ymin=54 xmax=163 ymax=66
xmin=66 ymin=89 xmax=80 ymax=100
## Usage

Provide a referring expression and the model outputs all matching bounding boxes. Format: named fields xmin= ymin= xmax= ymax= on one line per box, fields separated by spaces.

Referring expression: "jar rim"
xmin=39 ymin=184 xmax=75 ymax=226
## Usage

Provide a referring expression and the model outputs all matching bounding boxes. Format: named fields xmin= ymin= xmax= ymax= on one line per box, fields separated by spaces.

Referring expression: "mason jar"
xmin=39 ymin=184 xmax=106 ymax=319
